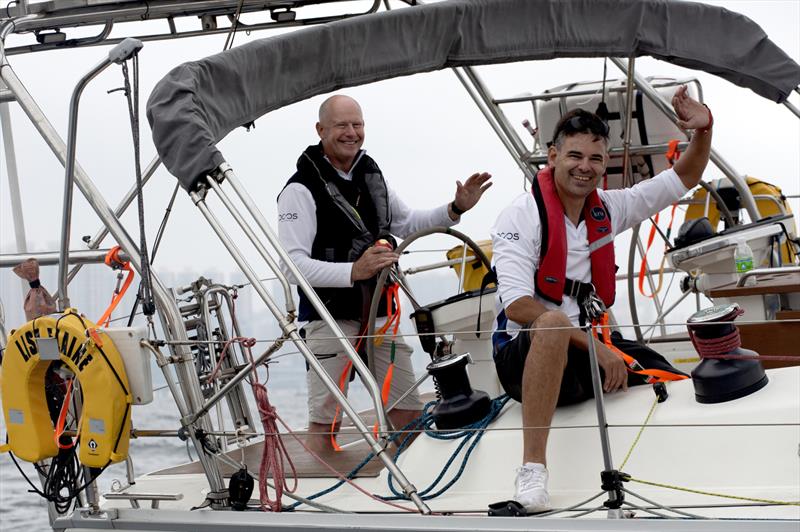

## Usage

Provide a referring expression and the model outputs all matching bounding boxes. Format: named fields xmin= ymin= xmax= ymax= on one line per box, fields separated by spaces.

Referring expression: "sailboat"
xmin=1 ymin=1 xmax=798 ymax=530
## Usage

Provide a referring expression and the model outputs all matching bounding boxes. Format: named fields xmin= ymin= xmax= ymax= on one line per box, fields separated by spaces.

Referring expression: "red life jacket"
xmin=531 ymin=166 xmax=616 ymax=308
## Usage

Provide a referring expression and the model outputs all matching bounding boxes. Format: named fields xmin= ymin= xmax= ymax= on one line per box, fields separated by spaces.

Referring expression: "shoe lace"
xmin=516 ymin=466 xmax=546 ymax=491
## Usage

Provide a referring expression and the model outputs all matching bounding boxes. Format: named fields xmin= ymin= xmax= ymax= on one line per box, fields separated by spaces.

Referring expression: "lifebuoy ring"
xmin=1 ymin=309 xmax=132 ymax=468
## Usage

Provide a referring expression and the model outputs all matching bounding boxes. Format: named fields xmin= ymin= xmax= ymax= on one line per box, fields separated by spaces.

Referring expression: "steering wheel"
xmin=364 ymin=226 xmax=493 ymax=378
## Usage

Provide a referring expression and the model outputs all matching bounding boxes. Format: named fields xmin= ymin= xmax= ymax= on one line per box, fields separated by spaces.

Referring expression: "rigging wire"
xmin=223 ymin=0 xmax=246 ymax=51
xmin=120 ymin=52 xmax=156 ymax=319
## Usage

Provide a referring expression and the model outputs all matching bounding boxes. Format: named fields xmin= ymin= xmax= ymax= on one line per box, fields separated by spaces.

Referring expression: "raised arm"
xmin=672 ymin=86 xmax=713 ymax=190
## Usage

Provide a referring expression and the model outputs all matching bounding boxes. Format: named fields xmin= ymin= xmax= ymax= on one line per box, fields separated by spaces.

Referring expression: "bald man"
xmin=278 ymin=95 xmax=491 ymax=452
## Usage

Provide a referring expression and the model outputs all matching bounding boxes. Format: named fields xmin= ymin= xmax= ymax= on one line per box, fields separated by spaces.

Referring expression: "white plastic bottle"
xmin=734 ymin=240 xmax=757 ymax=287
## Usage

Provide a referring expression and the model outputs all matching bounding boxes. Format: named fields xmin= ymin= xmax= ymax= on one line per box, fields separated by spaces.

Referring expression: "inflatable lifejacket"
xmin=0 ymin=309 xmax=132 ymax=468
xmin=531 ymin=166 xmax=616 ymax=307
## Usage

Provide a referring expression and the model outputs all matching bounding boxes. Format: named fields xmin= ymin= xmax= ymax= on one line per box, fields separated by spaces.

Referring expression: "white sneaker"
xmin=514 ymin=462 xmax=551 ymax=512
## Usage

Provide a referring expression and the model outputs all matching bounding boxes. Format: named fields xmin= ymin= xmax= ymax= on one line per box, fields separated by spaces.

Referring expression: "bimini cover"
xmin=147 ymin=0 xmax=800 ymax=191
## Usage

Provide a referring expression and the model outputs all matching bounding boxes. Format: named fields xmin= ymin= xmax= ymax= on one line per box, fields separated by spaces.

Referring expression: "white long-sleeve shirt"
xmin=277 ymin=153 xmax=457 ymax=288
xmin=491 ymin=168 xmax=688 ymax=335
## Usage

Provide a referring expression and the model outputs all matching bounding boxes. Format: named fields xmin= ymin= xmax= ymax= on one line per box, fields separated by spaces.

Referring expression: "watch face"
xmin=687 ymin=303 xmax=741 ymax=324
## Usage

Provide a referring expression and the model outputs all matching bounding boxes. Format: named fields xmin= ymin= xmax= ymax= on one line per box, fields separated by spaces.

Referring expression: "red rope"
xmin=688 ymin=311 xmax=799 ymax=361
xmin=54 ymin=379 xmax=77 ymax=449
xmin=205 ymin=336 xmax=298 ymax=511
xmin=252 ymin=379 xmax=297 ymax=511
xmin=690 ymin=329 xmax=742 ymax=357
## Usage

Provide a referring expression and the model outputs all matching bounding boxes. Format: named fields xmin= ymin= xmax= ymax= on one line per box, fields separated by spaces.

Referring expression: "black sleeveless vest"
xmin=283 ymin=144 xmax=392 ymax=321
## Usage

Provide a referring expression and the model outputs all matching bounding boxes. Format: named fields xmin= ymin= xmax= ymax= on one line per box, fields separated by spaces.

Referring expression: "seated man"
xmin=278 ymin=94 xmax=492 ymax=452
xmin=491 ymin=86 xmax=710 ymax=511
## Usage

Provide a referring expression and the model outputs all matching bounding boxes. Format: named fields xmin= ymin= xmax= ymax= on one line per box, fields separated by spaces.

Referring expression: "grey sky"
xmin=1 ymin=0 xmax=798 ymax=282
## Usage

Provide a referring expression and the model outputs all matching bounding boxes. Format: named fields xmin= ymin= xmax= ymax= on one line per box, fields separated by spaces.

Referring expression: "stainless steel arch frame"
xmin=194 ymin=168 xmax=430 ymax=514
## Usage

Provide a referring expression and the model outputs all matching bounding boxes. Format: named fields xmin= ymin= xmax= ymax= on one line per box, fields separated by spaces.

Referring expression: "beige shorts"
xmin=302 ymin=319 xmax=422 ymax=424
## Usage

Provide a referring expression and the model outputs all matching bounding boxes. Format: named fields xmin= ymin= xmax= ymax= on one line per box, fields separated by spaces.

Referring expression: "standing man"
xmin=278 ymin=94 xmax=491 ymax=453
xmin=491 ymin=87 xmax=710 ymax=511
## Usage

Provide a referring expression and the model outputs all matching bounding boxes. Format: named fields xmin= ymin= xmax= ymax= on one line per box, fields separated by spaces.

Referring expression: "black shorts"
xmin=494 ymin=329 xmax=687 ymax=405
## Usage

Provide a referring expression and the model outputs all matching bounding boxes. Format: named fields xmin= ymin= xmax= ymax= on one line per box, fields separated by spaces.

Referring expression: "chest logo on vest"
xmin=590 ymin=206 xmax=607 ymax=221
xmin=597 ymin=225 xmax=610 ymax=233
xmin=544 ymin=276 xmax=558 ymax=283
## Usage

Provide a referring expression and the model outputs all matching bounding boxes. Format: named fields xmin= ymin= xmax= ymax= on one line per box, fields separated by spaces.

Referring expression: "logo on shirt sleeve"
xmin=278 ymin=212 xmax=298 ymax=222
xmin=495 ymin=231 xmax=520 ymax=241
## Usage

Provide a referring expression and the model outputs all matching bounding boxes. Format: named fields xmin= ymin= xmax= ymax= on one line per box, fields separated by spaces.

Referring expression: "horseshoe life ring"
xmin=0 ymin=309 xmax=132 ymax=468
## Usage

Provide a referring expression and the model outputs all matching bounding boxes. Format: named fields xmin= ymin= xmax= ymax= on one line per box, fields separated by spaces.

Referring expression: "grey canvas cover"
xmin=147 ymin=0 xmax=800 ymax=191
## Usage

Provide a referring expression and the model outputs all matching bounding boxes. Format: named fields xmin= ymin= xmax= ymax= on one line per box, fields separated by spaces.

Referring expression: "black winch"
xmin=687 ymin=304 xmax=768 ymax=404
xmin=426 ymin=352 xmax=490 ymax=430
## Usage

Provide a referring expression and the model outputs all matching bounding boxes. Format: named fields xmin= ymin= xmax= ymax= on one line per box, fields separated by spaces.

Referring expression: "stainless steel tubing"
xmin=620 ymin=56 xmax=636 ymax=189
xmin=493 ymin=77 xmax=699 ymax=105
xmin=0 ymin=60 xmax=225 ymax=494
xmin=140 ymin=341 xmax=190 ymax=417
xmin=67 ymin=156 xmax=161 ymax=284
xmin=190 ymin=190 xmax=430 ymax=514
xmin=635 ymin=236 xmax=666 ymax=337
xmin=526 ymin=141 xmax=692 ymax=164
xmin=641 ymin=289 xmax=692 ymax=340
xmin=452 ymin=67 xmax=537 ymax=183
xmin=207 ymin=170 xmax=295 ymax=313
xmin=610 ymin=57 xmax=760 ymax=221
xmin=0 ymin=102 xmax=29 ymax=297
xmin=219 ymin=169 xmax=390 ymax=434
xmin=0 ymin=248 xmax=130 ymax=268
xmin=191 ymin=338 xmax=284 ymax=422
xmin=460 ymin=66 xmax=529 ymax=158
xmin=58 ymin=53 xmax=115 ymax=311
xmin=585 ymin=326 xmax=622 ymax=515
xmin=784 ymin=99 xmax=800 ymax=119
xmin=737 ymin=265 xmax=800 ymax=287
xmin=189 ymin=187 xmax=387 ymax=433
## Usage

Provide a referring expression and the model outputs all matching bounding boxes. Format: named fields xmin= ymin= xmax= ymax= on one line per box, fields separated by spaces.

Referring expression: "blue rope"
xmin=285 ymin=394 xmax=509 ymax=510
xmin=383 ymin=395 xmax=510 ymax=501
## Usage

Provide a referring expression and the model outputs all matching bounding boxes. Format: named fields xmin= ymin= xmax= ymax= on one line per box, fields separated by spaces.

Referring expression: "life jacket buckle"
xmin=566 ymin=279 xmax=582 ymax=299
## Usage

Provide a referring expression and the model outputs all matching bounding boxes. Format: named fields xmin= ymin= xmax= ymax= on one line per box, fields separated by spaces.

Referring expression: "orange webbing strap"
xmin=665 ymin=139 xmax=682 ymax=167
xmin=636 ymin=140 xmax=682 ymax=299
xmin=97 ymin=246 xmax=135 ymax=327
xmin=54 ymin=379 xmax=77 ymax=449
xmin=329 ymin=322 xmax=370 ymax=451
xmin=375 ymin=284 xmax=402 ymax=437
xmin=330 ymin=360 xmax=354 ymax=452
xmin=594 ymin=314 xmax=687 ymax=383
xmin=379 ymin=284 xmax=401 ymax=405
xmin=637 ymin=204 xmax=678 ymax=298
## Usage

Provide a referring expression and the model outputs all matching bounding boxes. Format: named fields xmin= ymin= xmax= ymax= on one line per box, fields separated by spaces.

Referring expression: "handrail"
xmin=57 ymin=37 xmax=143 ymax=311
xmin=737 ymin=266 xmax=800 ymax=287
xmin=0 ymin=248 xmax=130 ymax=268
xmin=610 ymin=57 xmax=761 ymax=221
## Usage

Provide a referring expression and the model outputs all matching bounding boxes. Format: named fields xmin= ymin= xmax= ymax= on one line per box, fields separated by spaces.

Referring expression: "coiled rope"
xmin=287 ymin=395 xmax=510 ymax=509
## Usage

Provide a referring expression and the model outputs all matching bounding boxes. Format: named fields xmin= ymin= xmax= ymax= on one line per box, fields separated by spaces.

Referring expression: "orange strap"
xmin=375 ymin=284 xmax=402 ymax=436
xmin=594 ymin=314 xmax=687 ymax=383
xmin=97 ymin=246 xmax=135 ymax=327
xmin=331 ymin=283 xmax=403 ymax=449
xmin=54 ymin=379 xmax=77 ymax=449
xmin=637 ymin=203 xmax=678 ymax=298
xmin=636 ymin=141 xmax=682 ymax=299
xmin=665 ymin=139 xmax=682 ymax=166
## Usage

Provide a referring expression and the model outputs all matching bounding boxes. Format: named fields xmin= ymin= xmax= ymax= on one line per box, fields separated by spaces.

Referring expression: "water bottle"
xmin=733 ymin=240 xmax=756 ymax=287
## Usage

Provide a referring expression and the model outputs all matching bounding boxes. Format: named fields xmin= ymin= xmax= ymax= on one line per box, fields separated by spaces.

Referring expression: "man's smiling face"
xmin=548 ymin=132 xmax=608 ymax=204
xmin=316 ymin=95 xmax=365 ymax=172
